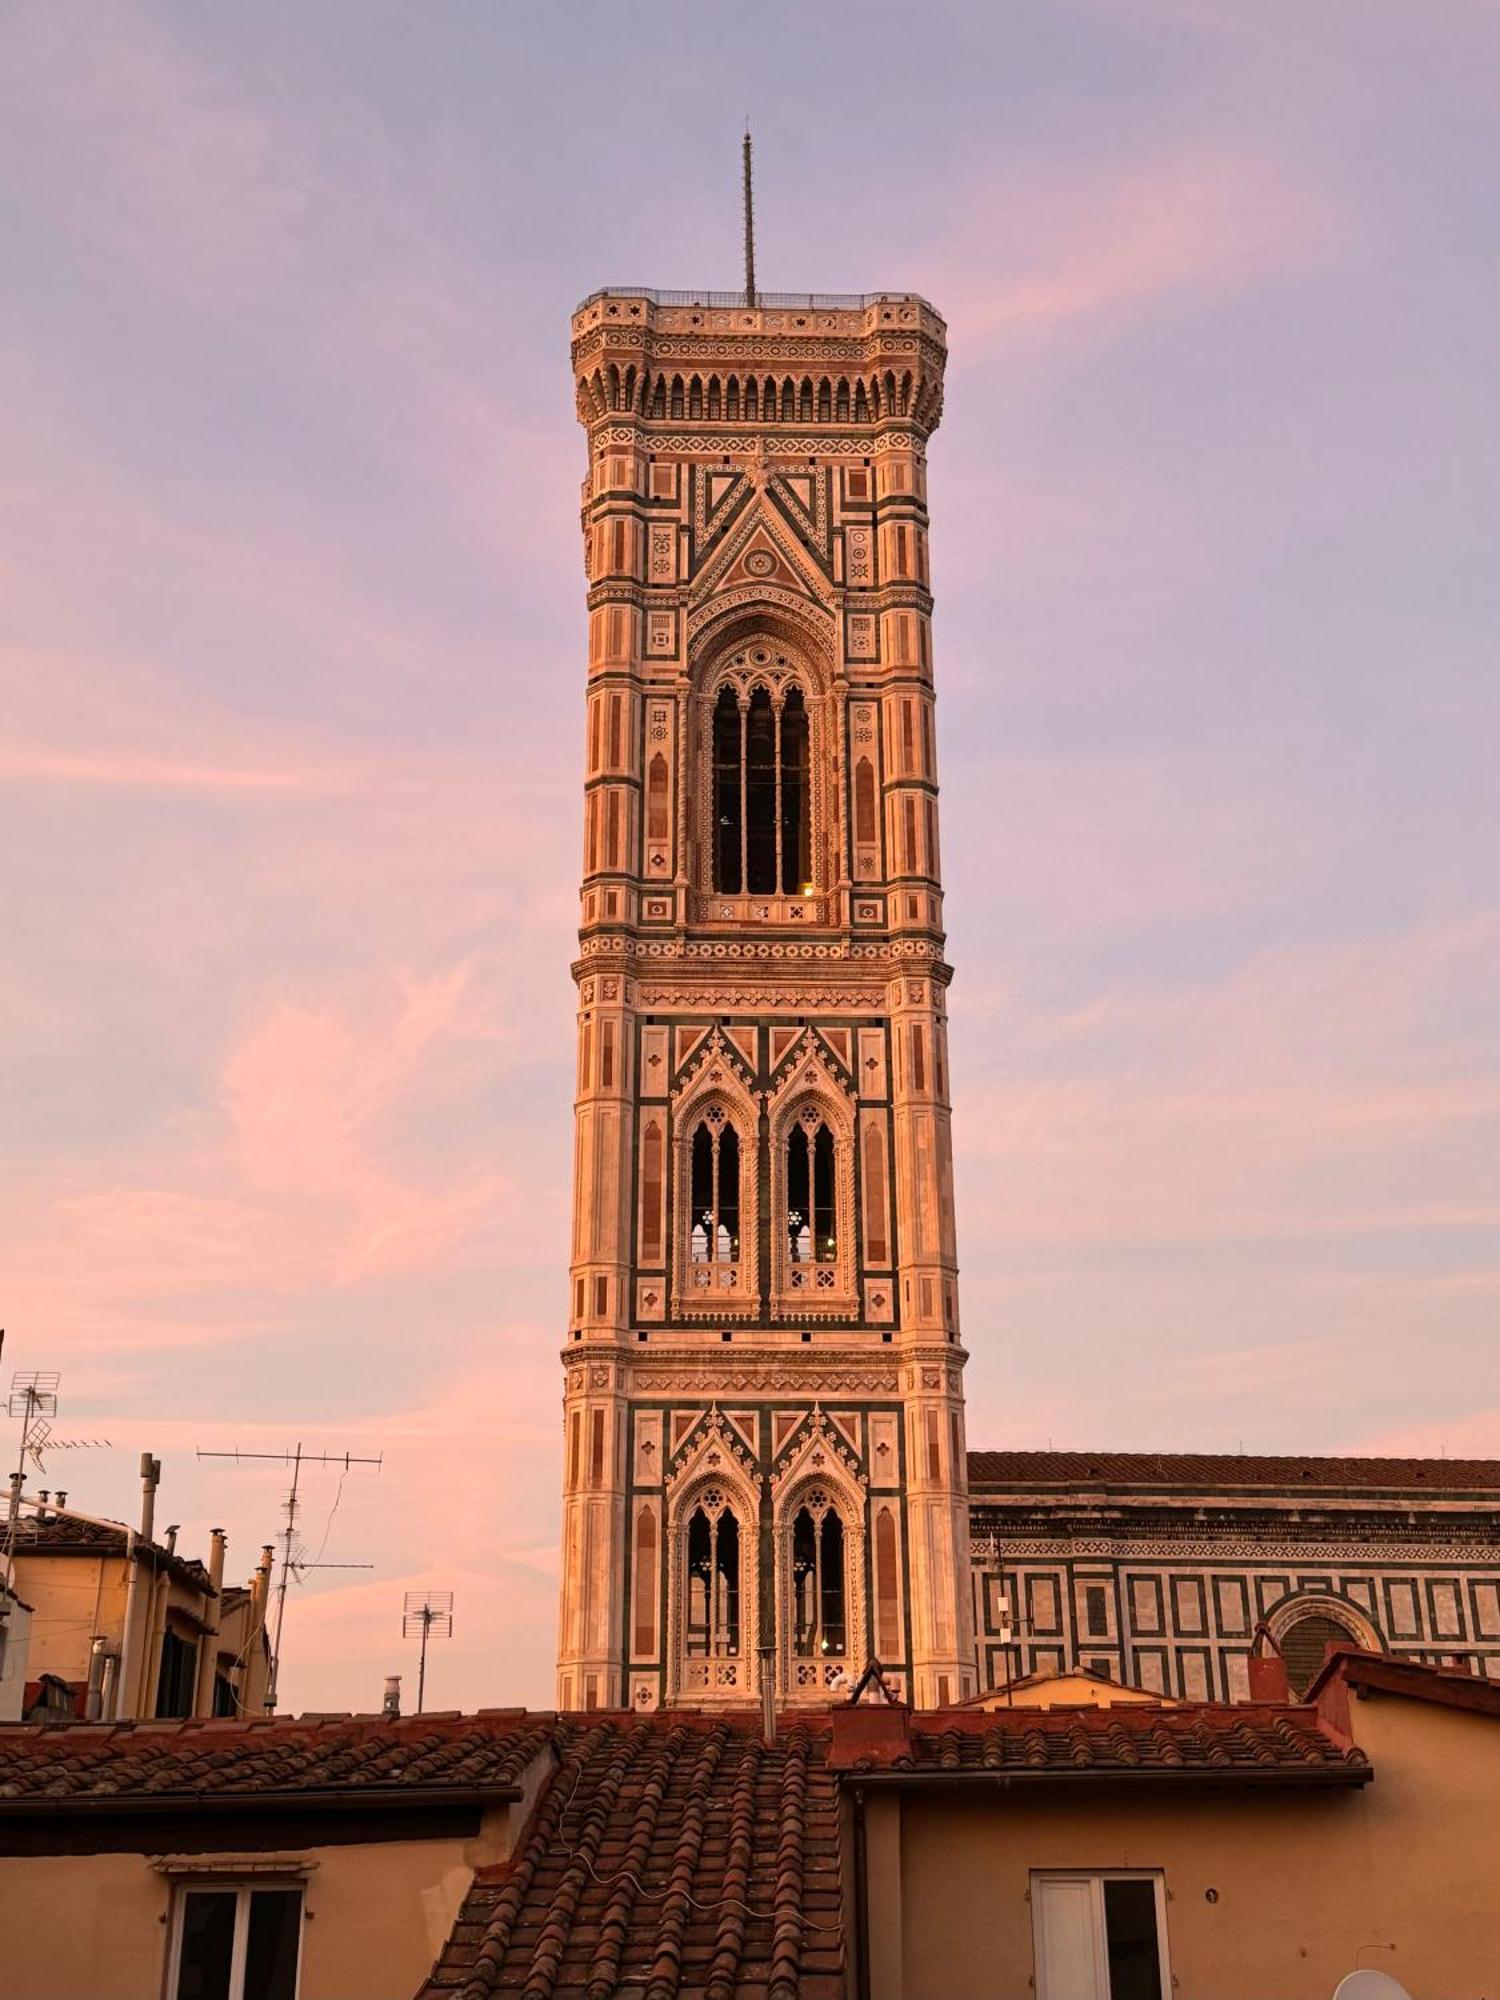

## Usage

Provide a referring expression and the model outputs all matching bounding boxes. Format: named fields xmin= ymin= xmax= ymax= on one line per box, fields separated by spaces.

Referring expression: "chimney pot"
xmin=383 ymin=1675 xmax=402 ymax=1719
xmin=55 ymin=1490 xmax=67 ymax=1510
xmin=164 ymin=1524 xmax=179 ymax=1554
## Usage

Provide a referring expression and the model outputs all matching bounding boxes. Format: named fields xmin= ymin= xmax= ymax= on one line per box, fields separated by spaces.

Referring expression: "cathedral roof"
xmin=967 ymin=1448 xmax=1500 ymax=1495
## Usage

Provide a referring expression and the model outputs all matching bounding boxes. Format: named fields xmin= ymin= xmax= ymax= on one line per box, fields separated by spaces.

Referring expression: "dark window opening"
xmin=155 ymin=1627 xmax=198 ymax=1719
xmin=689 ymin=1112 xmax=741 ymax=1263
xmin=686 ymin=1505 xmax=740 ymax=1656
xmin=793 ymin=1505 xmax=846 ymax=1656
xmin=786 ymin=1116 xmax=836 ymax=1264
xmin=1104 ymin=1879 xmax=1163 ymax=2000
xmin=711 ymin=682 xmax=810 ymax=895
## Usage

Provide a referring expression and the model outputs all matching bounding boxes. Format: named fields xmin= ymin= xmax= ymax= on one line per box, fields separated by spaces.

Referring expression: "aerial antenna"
xmin=402 ymin=1589 xmax=454 ymax=1713
xmin=742 ymin=121 xmax=757 ymax=309
xmin=197 ymin=1441 xmax=380 ymax=1712
xmin=3 ymin=1360 xmax=61 ymax=1611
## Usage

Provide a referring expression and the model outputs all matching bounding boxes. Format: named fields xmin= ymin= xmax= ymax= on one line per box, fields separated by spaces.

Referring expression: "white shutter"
xmin=1032 ymin=1875 xmax=1108 ymax=2000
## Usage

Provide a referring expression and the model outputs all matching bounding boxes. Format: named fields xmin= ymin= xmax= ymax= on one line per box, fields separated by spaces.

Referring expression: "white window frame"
xmin=166 ymin=1880 xmax=304 ymax=2000
xmin=1031 ymin=1870 xmax=1170 ymax=2000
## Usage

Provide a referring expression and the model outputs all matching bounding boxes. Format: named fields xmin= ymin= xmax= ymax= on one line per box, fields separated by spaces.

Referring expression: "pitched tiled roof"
xmin=832 ymin=1702 xmax=1368 ymax=1784
xmin=8 ymin=1512 xmax=209 ymax=1588
xmin=0 ymin=1709 xmax=550 ymax=1807
xmin=1310 ymin=1648 xmax=1500 ymax=1718
xmin=967 ymin=1448 xmax=1500 ymax=1494
xmin=420 ymin=1712 xmax=845 ymax=2000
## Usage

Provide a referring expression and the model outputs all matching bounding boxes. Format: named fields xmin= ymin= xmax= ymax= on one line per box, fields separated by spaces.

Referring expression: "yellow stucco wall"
xmin=863 ymin=1695 xmax=1500 ymax=1999
xmin=0 ymin=1809 xmax=517 ymax=2000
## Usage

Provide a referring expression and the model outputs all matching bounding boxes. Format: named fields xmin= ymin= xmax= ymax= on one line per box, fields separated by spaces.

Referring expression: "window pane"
xmin=820 ymin=1512 xmax=846 ymax=1653
xmin=718 ymin=1125 xmax=740 ymax=1258
xmin=1103 ymin=1879 xmax=1161 ymax=2000
xmin=176 ymin=1890 xmax=236 ymax=2000
xmin=780 ymin=689 xmax=808 ymax=891
xmin=244 ymin=1889 xmax=302 ymax=2000
xmin=744 ymin=689 xmax=777 ymax=893
xmin=713 ymin=691 xmax=742 ymax=893
xmin=787 ymin=1125 xmax=811 ymax=1263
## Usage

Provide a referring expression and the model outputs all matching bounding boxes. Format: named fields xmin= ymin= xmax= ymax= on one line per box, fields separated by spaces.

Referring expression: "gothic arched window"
xmin=686 ymin=1499 xmax=740 ymax=1657
xmin=786 ymin=1111 xmax=837 ymax=1267
xmin=689 ymin=1109 xmax=740 ymax=1265
xmin=792 ymin=1501 xmax=846 ymax=1657
xmin=712 ymin=684 xmax=811 ymax=896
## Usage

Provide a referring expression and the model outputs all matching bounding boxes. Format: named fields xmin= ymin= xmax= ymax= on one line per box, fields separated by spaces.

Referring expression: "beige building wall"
xmin=859 ymin=1696 xmax=1500 ymax=1999
xmin=0 ymin=1804 xmax=527 ymax=2000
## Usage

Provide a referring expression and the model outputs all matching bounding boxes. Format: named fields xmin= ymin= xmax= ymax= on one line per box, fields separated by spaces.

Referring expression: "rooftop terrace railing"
xmin=576 ymin=286 xmax=942 ymax=317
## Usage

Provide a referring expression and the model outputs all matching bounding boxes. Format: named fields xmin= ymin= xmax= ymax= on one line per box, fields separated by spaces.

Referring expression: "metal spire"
xmin=742 ymin=122 xmax=757 ymax=309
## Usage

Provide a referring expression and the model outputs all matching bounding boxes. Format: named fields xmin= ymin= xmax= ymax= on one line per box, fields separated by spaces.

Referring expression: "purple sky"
xmin=2 ymin=2 xmax=1497 ymax=1715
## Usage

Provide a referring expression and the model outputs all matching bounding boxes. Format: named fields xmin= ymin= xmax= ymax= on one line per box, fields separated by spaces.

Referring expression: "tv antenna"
xmin=197 ymin=1441 xmax=381 ymax=1712
xmin=3 ymin=1353 xmax=60 ymax=1610
xmin=402 ymin=1590 xmax=454 ymax=1713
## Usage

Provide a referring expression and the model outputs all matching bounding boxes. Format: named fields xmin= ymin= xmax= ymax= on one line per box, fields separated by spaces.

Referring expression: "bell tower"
xmin=557 ymin=283 xmax=973 ymax=1711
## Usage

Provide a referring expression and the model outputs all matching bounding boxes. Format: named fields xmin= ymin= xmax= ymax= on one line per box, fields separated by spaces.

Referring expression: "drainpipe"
xmin=852 ymin=1786 xmax=872 ymax=2000
xmin=115 ymin=1454 xmax=160 ymax=1720
xmin=758 ymin=1461 xmax=776 ymax=1745
xmin=194 ymin=1530 xmax=226 ymax=1717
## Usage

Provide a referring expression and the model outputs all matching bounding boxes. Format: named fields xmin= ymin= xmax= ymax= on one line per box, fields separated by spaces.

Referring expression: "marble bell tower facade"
xmin=557 ymin=285 xmax=973 ymax=1712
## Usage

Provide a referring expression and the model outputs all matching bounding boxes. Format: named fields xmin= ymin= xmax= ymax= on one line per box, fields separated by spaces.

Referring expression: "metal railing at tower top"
xmin=574 ymin=286 xmax=944 ymax=320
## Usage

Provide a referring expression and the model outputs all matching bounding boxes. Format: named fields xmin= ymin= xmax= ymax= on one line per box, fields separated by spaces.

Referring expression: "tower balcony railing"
xmin=688 ymin=1257 xmax=744 ymax=1296
xmin=682 ymin=1654 xmax=744 ymax=1694
xmin=576 ymin=286 xmax=941 ymax=317
xmin=693 ymin=890 xmax=833 ymax=927
xmin=786 ymin=1259 xmax=840 ymax=1295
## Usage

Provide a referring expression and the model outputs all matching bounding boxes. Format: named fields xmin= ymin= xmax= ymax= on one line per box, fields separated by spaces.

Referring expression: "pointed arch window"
xmin=686 ymin=1497 xmax=740 ymax=1658
xmin=792 ymin=1498 xmax=846 ymax=1657
xmin=786 ymin=1110 xmax=837 ymax=1268
xmin=712 ymin=684 xmax=811 ymax=895
xmin=689 ymin=1108 xmax=740 ymax=1265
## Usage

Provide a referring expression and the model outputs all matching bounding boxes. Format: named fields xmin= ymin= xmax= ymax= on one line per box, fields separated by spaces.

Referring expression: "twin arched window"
xmin=713 ymin=684 xmax=809 ymax=895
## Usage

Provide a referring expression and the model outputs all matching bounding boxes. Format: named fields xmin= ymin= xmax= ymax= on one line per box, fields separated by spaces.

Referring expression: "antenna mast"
xmin=197 ymin=1441 xmax=380 ymax=1711
xmin=742 ymin=123 xmax=757 ymax=309
xmin=402 ymin=1589 xmax=454 ymax=1714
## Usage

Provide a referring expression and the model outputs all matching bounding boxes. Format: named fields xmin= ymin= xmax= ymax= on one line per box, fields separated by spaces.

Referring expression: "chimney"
xmin=383 ymin=1675 xmax=402 ymax=1718
xmin=251 ymin=1544 xmax=274 ymax=1620
xmin=86 ymin=1637 xmax=107 ymax=1721
xmin=139 ymin=1454 xmax=161 ymax=1542
xmin=193 ymin=1530 xmax=228 ymax=1718
xmin=55 ymin=1490 xmax=67 ymax=1511
xmin=164 ymin=1524 xmax=179 ymax=1555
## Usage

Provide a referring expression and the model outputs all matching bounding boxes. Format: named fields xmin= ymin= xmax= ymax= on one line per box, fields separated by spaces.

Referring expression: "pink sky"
xmin=1 ymin=2 xmax=1497 ymax=1713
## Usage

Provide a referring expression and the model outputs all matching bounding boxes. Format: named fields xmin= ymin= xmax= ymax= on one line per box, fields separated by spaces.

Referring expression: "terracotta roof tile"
xmin=967 ymin=1448 xmax=1500 ymax=1493
xmin=870 ymin=1703 xmax=1368 ymax=1782
xmin=0 ymin=1710 xmax=551 ymax=1805
xmin=419 ymin=1712 xmax=843 ymax=2000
